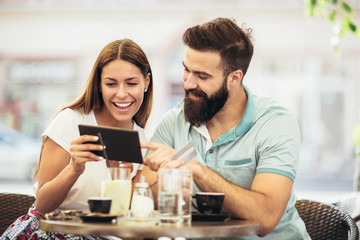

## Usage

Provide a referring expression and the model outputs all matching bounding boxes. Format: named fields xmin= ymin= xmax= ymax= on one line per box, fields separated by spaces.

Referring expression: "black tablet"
xmin=78 ymin=124 xmax=143 ymax=164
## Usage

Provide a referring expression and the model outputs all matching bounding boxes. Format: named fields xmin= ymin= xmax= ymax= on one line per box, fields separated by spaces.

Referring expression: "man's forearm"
xmin=188 ymin=160 xmax=292 ymax=237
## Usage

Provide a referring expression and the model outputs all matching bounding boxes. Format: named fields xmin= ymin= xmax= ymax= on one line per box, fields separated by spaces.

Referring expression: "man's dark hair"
xmin=182 ymin=17 xmax=254 ymax=79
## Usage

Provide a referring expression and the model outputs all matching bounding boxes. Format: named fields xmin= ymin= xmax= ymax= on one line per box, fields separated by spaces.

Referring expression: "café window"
xmin=8 ymin=61 xmax=76 ymax=84
xmin=0 ymin=59 xmax=78 ymax=138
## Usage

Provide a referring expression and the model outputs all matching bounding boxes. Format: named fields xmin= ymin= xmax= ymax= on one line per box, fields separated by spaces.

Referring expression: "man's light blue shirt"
xmin=151 ymin=86 xmax=310 ymax=240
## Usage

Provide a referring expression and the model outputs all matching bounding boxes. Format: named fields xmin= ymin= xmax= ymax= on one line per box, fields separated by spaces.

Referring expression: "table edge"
xmin=40 ymin=218 xmax=261 ymax=238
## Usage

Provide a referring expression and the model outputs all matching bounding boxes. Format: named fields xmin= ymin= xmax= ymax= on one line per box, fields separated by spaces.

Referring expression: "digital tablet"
xmin=78 ymin=124 xmax=143 ymax=163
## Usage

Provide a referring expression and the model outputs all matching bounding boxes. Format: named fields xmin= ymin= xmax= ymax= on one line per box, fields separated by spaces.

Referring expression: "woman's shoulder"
xmin=53 ymin=108 xmax=96 ymax=125
xmin=56 ymin=108 xmax=84 ymax=120
xmin=45 ymin=108 xmax=96 ymax=135
xmin=43 ymin=108 xmax=96 ymax=151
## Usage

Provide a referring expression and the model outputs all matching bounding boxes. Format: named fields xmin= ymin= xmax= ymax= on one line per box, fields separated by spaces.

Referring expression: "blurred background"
xmin=0 ymin=0 xmax=359 ymax=201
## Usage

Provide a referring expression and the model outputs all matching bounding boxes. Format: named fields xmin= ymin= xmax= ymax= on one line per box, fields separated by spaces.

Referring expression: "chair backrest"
xmin=0 ymin=192 xmax=35 ymax=234
xmin=332 ymin=192 xmax=360 ymax=222
xmin=295 ymin=199 xmax=359 ymax=240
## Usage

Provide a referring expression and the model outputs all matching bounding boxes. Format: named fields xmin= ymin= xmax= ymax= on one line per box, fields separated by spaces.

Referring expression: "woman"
xmin=1 ymin=39 xmax=153 ymax=239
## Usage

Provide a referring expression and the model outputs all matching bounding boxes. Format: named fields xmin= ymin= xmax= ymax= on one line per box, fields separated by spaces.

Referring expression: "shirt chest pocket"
xmin=220 ymin=158 xmax=255 ymax=188
xmin=224 ymin=158 xmax=252 ymax=166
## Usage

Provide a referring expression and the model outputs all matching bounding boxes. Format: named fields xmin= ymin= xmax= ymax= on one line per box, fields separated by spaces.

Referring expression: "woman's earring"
xmin=144 ymin=89 xmax=148 ymax=92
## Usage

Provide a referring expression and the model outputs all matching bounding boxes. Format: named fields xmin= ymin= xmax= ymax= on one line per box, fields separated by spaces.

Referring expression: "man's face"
xmin=182 ymin=47 xmax=229 ymax=126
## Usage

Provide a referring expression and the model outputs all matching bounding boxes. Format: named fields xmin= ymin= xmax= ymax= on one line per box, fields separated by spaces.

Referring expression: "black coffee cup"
xmin=195 ymin=192 xmax=225 ymax=214
xmin=88 ymin=197 xmax=112 ymax=214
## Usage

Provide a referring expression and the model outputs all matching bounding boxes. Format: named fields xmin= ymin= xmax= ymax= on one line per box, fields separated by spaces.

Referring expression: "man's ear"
xmin=228 ymin=70 xmax=243 ymax=87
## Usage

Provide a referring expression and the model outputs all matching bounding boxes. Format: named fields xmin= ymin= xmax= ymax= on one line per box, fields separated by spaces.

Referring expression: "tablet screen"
xmin=78 ymin=124 xmax=143 ymax=164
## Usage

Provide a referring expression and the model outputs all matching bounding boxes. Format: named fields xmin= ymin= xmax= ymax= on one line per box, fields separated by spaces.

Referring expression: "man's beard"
xmin=184 ymin=78 xmax=229 ymax=127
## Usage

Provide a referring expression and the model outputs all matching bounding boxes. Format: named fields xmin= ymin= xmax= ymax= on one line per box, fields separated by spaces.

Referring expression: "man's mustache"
xmin=185 ymin=89 xmax=207 ymax=99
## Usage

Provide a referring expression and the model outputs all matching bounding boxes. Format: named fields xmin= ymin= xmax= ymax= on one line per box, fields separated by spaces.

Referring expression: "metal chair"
xmin=0 ymin=192 xmax=35 ymax=234
xmin=295 ymin=199 xmax=359 ymax=240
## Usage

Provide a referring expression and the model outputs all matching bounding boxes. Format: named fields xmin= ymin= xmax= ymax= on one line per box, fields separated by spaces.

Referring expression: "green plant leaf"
xmin=305 ymin=0 xmax=317 ymax=16
xmin=310 ymin=0 xmax=318 ymax=7
xmin=304 ymin=0 xmax=359 ymax=53
xmin=328 ymin=10 xmax=337 ymax=22
xmin=350 ymin=23 xmax=360 ymax=37
xmin=348 ymin=21 xmax=358 ymax=33
xmin=340 ymin=17 xmax=360 ymax=36
xmin=341 ymin=1 xmax=354 ymax=14
xmin=338 ymin=18 xmax=350 ymax=36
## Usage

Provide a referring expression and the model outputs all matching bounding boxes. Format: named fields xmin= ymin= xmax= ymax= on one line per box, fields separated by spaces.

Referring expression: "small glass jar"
xmin=130 ymin=179 xmax=154 ymax=219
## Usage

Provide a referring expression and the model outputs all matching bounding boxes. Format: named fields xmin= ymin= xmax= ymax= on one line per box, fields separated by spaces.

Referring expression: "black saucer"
xmin=79 ymin=213 xmax=117 ymax=223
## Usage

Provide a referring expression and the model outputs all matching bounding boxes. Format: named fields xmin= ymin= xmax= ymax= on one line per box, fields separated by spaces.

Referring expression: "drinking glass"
xmin=158 ymin=168 xmax=182 ymax=226
xmin=181 ymin=168 xmax=193 ymax=225
xmin=102 ymin=166 xmax=132 ymax=215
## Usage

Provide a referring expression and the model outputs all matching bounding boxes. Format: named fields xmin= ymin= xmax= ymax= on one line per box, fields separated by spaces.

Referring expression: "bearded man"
xmin=142 ymin=17 xmax=310 ymax=240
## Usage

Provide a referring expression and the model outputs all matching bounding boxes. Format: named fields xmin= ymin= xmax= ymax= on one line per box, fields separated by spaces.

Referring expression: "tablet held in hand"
xmin=78 ymin=124 xmax=143 ymax=164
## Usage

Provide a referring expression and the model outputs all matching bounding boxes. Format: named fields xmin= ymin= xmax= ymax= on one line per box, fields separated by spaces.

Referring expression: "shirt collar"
xmin=192 ymin=85 xmax=256 ymax=146
xmin=210 ymin=85 xmax=255 ymax=147
xmin=234 ymin=85 xmax=256 ymax=137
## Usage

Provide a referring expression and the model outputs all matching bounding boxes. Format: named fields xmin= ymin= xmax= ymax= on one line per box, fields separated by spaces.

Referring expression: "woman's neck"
xmin=94 ymin=109 xmax=134 ymax=130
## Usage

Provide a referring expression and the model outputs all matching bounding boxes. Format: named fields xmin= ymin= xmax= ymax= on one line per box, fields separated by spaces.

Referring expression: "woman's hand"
xmin=141 ymin=142 xmax=184 ymax=171
xmin=36 ymin=135 xmax=104 ymax=214
xmin=69 ymin=135 xmax=105 ymax=174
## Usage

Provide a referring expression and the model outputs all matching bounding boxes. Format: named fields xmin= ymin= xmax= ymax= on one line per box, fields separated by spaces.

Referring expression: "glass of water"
xmin=158 ymin=168 xmax=183 ymax=226
xmin=180 ymin=168 xmax=193 ymax=225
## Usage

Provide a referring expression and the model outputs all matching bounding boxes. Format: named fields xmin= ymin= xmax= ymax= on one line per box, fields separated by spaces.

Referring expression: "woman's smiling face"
xmin=100 ymin=59 xmax=149 ymax=128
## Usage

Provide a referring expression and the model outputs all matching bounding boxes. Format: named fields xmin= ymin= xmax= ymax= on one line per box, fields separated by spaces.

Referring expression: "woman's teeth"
xmin=114 ymin=102 xmax=131 ymax=108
